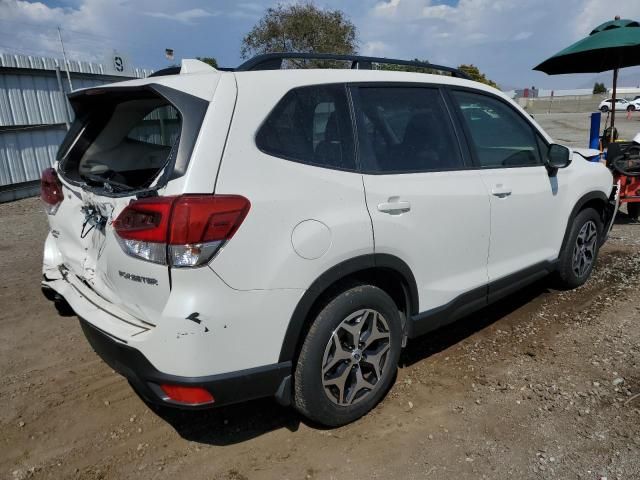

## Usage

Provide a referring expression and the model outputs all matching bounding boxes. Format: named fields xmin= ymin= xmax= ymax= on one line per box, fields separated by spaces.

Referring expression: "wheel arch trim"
xmin=560 ymin=190 xmax=609 ymax=253
xmin=277 ymin=254 xmax=418 ymax=363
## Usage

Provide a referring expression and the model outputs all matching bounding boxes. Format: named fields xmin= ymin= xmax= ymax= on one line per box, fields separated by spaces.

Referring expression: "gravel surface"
xmin=1 ymin=196 xmax=639 ymax=479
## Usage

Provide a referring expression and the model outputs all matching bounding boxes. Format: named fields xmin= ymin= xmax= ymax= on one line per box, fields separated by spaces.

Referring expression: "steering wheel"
xmin=610 ymin=146 xmax=640 ymax=177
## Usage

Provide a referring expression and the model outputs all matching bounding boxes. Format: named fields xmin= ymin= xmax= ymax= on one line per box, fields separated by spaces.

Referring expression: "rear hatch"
xmin=46 ymin=80 xmax=213 ymax=323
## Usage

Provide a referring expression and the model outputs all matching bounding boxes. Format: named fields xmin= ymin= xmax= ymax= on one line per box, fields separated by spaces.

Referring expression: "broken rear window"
xmin=59 ymin=89 xmax=182 ymax=194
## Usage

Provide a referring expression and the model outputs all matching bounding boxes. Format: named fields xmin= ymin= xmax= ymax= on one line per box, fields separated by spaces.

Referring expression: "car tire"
xmin=600 ymin=106 xmax=609 ymax=112
xmin=628 ymin=105 xmax=636 ymax=112
xmin=293 ymin=284 xmax=402 ymax=427
xmin=628 ymin=202 xmax=640 ymax=221
xmin=555 ymin=208 xmax=602 ymax=289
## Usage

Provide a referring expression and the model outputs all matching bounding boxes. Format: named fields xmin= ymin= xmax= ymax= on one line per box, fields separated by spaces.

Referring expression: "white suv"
xmin=598 ymin=97 xmax=633 ymax=112
xmin=41 ymin=54 xmax=616 ymax=426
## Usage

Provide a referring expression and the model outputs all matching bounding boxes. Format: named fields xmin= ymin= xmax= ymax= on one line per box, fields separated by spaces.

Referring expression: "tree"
xmin=376 ymin=58 xmax=439 ymax=74
xmin=593 ymin=82 xmax=607 ymax=94
xmin=457 ymin=64 xmax=498 ymax=88
xmin=196 ymin=57 xmax=218 ymax=68
xmin=240 ymin=2 xmax=358 ymax=62
xmin=381 ymin=61 xmax=499 ymax=86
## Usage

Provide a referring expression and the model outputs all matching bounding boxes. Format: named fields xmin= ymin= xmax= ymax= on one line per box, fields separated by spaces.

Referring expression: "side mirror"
xmin=545 ymin=144 xmax=572 ymax=174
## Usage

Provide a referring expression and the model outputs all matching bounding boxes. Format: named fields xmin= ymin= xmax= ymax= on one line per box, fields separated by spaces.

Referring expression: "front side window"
xmin=355 ymin=87 xmax=464 ymax=173
xmin=451 ymin=90 xmax=542 ymax=168
xmin=256 ymin=84 xmax=355 ymax=170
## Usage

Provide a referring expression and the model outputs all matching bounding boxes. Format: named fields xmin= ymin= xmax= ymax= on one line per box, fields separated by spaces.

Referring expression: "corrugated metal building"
xmin=0 ymin=52 xmax=152 ymax=202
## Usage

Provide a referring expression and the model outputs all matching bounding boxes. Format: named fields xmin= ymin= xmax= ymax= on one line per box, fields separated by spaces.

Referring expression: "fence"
xmin=518 ymin=94 xmax=609 ymax=114
xmin=0 ymin=52 xmax=152 ymax=202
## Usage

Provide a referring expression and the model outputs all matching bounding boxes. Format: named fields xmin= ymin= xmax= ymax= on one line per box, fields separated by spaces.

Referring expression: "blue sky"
xmin=1 ymin=0 xmax=640 ymax=89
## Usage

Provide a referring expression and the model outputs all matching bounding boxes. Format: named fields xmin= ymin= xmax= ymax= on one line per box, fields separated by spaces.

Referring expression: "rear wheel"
xmin=294 ymin=285 xmax=402 ymax=426
xmin=555 ymin=208 xmax=602 ymax=289
xmin=628 ymin=105 xmax=636 ymax=112
xmin=628 ymin=202 xmax=640 ymax=221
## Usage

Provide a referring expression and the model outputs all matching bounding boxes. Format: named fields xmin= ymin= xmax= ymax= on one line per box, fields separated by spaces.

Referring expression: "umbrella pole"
xmin=610 ymin=67 xmax=618 ymax=144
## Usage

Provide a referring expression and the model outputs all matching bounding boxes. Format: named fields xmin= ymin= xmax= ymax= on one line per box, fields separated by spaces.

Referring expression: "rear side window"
xmin=256 ymin=84 xmax=355 ymax=170
xmin=355 ymin=87 xmax=463 ymax=173
xmin=451 ymin=90 xmax=542 ymax=168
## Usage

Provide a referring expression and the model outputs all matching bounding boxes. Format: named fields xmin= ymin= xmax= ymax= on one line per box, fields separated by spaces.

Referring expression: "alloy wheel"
xmin=321 ymin=309 xmax=391 ymax=406
xmin=572 ymin=220 xmax=597 ymax=278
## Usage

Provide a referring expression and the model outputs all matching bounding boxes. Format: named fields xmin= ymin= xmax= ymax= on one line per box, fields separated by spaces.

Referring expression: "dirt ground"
xmin=1 ymin=197 xmax=640 ymax=480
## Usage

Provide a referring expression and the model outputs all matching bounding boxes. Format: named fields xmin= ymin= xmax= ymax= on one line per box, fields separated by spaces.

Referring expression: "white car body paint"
xmin=41 ymin=62 xmax=614 ymax=404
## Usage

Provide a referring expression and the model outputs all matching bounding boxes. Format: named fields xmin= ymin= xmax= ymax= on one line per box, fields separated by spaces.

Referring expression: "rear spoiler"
xmin=149 ymin=59 xmax=218 ymax=78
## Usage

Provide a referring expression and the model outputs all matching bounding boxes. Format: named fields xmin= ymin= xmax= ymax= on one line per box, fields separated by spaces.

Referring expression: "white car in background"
xmin=598 ymin=98 xmax=635 ymax=112
xmin=40 ymin=53 xmax=617 ymax=426
xmin=627 ymin=99 xmax=640 ymax=111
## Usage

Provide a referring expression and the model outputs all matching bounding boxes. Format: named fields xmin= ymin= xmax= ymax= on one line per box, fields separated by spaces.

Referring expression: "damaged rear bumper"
xmin=80 ymin=318 xmax=292 ymax=408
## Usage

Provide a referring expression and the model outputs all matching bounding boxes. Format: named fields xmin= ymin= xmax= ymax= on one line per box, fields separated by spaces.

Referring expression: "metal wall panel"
xmin=0 ymin=53 xmax=152 ymax=78
xmin=0 ymin=74 xmax=136 ymax=127
xmin=0 ymin=126 xmax=66 ymax=186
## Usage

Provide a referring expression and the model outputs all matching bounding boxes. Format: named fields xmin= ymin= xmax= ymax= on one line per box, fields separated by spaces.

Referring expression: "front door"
xmin=353 ymin=85 xmax=491 ymax=317
xmin=449 ymin=89 xmax=566 ymax=282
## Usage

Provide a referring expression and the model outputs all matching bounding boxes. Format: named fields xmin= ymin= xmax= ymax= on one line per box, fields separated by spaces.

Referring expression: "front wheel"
xmin=294 ymin=285 xmax=402 ymax=426
xmin=628 ymin=105 xmax=636 ymax=112
xmin=628 ymin=202 xmax=640 ymax=221
xmin=555 ymin=208 xmax=602 ymax=289
xmin=600 ymin=105 xmax=609 ymax=112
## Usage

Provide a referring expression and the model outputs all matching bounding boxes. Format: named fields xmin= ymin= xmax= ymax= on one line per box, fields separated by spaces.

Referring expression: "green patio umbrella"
xmin=534 ymin=17 xmax=640 ymax=140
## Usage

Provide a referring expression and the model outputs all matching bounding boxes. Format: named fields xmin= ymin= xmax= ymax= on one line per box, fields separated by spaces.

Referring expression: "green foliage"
xmin=378 ymin=60 xmax=498 ymax=86
xmin=240 ymin=2 xmax=358 ymax=63
xmin=376 ymin=58 xmax=439 ymax=74
xmin=196 ymin=57 xmax=218 ymax=68
xmin=457 ymin=64 xmax=498 ymax=88
xmin=593 ymin=82 xmax=607 ymax=94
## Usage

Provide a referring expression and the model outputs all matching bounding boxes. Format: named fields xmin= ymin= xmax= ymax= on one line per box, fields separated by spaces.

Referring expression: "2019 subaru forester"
xmin=41 ymin=54 xmax=616 ymax=426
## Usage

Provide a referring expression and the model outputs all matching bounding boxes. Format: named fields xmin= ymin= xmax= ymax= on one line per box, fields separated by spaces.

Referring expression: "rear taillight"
xmin=41 ymin=167 xmax=64 ymax=214
xmin=113 ymin=195 xmax=250 ymax=267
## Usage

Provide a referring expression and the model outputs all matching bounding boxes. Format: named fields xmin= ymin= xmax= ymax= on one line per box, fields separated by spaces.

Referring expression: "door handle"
xmin=491 ymin=186 xmax=512 ymax=198
xmin=377 ymin=198 xmax=411 ymax=214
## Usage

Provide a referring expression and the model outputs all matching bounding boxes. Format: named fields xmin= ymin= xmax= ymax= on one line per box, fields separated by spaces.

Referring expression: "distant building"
xmin=515 ymin=87 xmax=539 ymax=98
xmin=610 ymin=87 xmax=640 ymax=98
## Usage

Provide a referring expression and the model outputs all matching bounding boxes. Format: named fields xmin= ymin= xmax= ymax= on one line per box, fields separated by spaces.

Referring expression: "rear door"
xmin=353 ymin=85 xmax=491 ymax=322
xmin=448 ymin=89 xmax=566 ymax=283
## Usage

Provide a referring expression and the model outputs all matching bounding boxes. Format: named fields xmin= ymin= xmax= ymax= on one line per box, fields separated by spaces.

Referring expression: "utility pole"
xmin=57 ymin=26 xmax=74 ymax=91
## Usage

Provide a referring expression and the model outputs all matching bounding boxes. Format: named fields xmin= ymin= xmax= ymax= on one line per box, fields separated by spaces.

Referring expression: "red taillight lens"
xmin=169 ymin=195 xmax=250 ymax=244
xmin=41 ymin=167 xmax=64 ymax=214
xmin=159 ymin=384 xmax=215 ymax=405
xmin=112 ymin=196 xmax=175 ymax=243
xmin=112 ymin=194 xmax=250 ymax=267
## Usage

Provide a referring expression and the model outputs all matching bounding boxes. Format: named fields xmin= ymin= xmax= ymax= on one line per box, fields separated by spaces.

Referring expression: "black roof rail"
xmin=235 ymin=52 xmax=471 ymax=80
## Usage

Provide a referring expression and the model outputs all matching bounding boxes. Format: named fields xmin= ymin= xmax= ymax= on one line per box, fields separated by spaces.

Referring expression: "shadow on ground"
xmin=615 ymin=208 xmax=639 ymax=225
xmin=149 ymin=396 xmax=303 ymax=446
xmin=401 ymin=279 xmax=550 ymax=367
